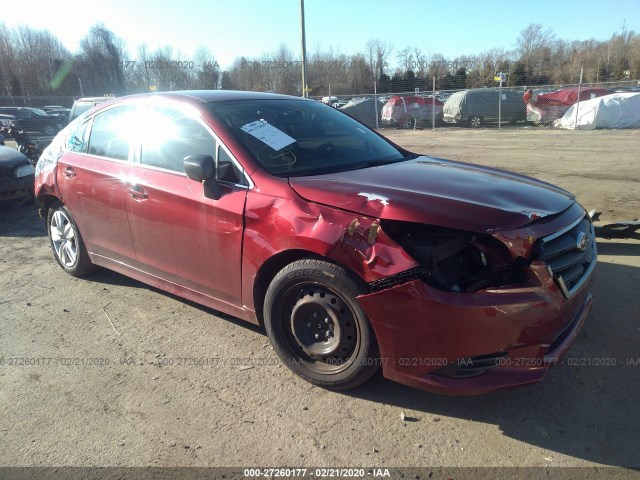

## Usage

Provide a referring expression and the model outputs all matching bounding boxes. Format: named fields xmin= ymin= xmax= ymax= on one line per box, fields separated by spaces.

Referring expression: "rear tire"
xmin=469 ymin=116 xmax=482 ymax=128
xmin=47 ymin=203 xmax=98 ymax=277
xmin=264 ymin=259 xmax=380 ymax=390
xmin=401 ymin=116 xmax=415 ymax=129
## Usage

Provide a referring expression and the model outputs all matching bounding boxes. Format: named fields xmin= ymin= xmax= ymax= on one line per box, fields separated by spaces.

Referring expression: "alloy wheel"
xmin=50 ymin=209 xmax=77 ymax=267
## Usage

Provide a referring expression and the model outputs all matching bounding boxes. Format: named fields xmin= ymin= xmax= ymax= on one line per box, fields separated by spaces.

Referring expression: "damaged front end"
xmin=351 ymin=207 xmax=596 ymax=395
xmin=370 ymin=220 xmax=528 ymax=294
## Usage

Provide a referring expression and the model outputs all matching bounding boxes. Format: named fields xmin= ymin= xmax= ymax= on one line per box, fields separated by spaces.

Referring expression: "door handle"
xmin=126 ymin=185 xmax=148 ymax=200
xmin=63 ymin=167 xmax=76 ymax=178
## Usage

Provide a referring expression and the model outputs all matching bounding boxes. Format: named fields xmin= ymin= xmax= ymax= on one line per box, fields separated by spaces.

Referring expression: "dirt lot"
xmin=0 ymin=128 xmax=638 ymax=475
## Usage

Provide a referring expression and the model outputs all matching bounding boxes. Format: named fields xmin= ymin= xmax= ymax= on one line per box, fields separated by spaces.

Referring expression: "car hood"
xmin=0 ymin=146 xmax=30 ymax=168
xmin=288 ymin=156 xmax=575 ymax=232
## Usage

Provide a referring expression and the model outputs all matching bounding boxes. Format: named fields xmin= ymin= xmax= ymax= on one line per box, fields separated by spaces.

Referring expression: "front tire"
xmin=264 ymin=259 xmax=380 ymax=390
xmin=47 ymin=203 xmax=97 ymax=276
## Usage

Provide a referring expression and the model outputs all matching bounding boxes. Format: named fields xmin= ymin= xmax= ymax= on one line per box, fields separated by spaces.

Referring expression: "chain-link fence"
xmin=0 ymin=95 xmax=76 ymax=108
xmin=1 ymin=70 xmax=639 ymax=156
xmin=312 ymin=78 xmax=640 ymax=130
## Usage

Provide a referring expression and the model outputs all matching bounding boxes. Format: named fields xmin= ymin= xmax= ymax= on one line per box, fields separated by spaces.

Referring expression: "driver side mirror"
xmin=184 ymin=154 xmax=214 ymax=182
xmin=183 ymin=154 xmax=228 ymax=200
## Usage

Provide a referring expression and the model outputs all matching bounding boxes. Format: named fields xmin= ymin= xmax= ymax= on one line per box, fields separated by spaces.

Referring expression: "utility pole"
xmin=300 ymin=0 xmax=308 ymax=97
xmin=574 ymin=65 xmax=583 ymax=130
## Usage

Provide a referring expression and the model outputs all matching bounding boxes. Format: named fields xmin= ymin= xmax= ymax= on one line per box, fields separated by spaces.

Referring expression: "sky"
xmin=4 ymin=0 xmax=639 ymax=69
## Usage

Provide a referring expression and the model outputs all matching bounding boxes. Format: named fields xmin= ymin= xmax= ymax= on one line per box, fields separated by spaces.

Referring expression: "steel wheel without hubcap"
xmin=50 ymin=209 xmax=77 ymax=268
xmin=286 ymin=285 xmax=358 ymax=374
xmin=264 ymin=259 xmax=380 ymax=390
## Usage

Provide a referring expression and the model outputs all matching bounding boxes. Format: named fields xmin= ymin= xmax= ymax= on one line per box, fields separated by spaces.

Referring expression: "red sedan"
xmin=35 ymin=90 xmax=596 ymax=394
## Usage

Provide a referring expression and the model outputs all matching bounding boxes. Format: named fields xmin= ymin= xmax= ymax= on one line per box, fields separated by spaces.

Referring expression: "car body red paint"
xmin=35 ymin=91 xmax=596 ymax=394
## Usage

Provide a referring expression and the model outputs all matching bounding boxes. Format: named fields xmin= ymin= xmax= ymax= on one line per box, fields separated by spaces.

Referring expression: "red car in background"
xmin=524 ymin=87 xmax=612 ymax=124
xmin=381 ymin=95 xmax=444 ymax=128
xmin=35 ymin=91 xmax=596 ymax=394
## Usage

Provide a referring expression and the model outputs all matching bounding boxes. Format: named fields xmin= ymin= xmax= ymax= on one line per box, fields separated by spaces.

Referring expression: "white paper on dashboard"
xmin=240 ymin=120 xmax=296 ymax=151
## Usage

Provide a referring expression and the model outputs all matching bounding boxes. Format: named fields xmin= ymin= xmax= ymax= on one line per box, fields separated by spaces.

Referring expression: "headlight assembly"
xmin=381 ymin=220 xmax=527 ymax=293
xmin=15 ymin=163 xmax=35 ymax=178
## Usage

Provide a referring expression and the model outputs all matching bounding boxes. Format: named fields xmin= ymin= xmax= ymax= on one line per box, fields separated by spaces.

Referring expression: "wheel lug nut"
xmin=314 ymin=333 xmax=320 ymax=339
xmin=306 ymin=322 xmax=312 ymax=327
xmin=324 ymin=318 xmax=329 ymax=324
xmin=325 ymin=331 xmax=331 ymax=337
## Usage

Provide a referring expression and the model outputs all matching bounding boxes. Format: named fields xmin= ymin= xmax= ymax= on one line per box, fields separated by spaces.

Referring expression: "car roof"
xmin=80 ymin=91 xmax=311 ymax=120
xmin=0 ymin=106 xmax=43 ymax=112
xmin=118 ymin=90 xmax=302 ymax=105
xmin=75 ymin=96 xmax=115 ymax=102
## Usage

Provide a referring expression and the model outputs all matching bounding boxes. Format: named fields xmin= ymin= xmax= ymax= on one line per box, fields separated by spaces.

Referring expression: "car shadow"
xmin=595 ymin=240 xmax=640 ymax=256
xmin=343 ymin=251 xmax=640 ymax=468
xmin=82 ymin=268 xmax=264 ymax=335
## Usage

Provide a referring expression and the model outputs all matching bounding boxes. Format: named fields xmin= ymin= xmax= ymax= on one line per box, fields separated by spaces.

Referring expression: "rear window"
xmin=70 ymin=102 xmax=96 ymax=121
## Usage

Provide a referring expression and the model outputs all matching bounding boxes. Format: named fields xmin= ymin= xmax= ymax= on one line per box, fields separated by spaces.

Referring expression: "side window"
xmin=140 ymin=107 xmax=215 ymax=173
xmin=87 ymin=105 xmax=138 ymax=161
xmin=217 ymin=145 xmax=245 ymax=185
xmin=67 ymin=119 xmax=91 ymax=153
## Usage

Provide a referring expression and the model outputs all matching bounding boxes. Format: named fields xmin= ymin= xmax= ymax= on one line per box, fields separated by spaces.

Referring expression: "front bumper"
xmin=442 ymin=115 xmax=460 ymax=124
xmin=356 ymin=263 xmax=594 ymax=395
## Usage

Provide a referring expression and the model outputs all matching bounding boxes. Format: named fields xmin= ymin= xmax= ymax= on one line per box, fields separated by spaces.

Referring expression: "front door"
xmin=125 ymin=105 xmax=247 ymax=306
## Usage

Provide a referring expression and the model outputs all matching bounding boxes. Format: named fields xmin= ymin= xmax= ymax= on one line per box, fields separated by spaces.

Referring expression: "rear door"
xmin=56 ymin=104 xmax=139 ymax=267
xmin=125 ymin=104 xmax=248 ymax=305
xmin=504 ymin=91 xmax=527 ymax=121
xmin=479 ymin=91 xmax=498 ymax=121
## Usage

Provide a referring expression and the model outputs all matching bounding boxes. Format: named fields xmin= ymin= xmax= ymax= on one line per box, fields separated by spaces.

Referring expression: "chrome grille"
xmin=537 ymin=213 xmax=597 ymax=298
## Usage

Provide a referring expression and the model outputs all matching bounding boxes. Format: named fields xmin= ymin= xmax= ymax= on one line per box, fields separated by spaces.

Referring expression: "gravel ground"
xmin=0 ymin=128 xmax=638 ymax=476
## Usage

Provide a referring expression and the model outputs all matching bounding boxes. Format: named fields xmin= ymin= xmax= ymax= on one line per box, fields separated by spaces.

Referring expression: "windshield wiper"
xmin=361 ymin=159 xmax=396 ymax=168
xmin=359 ymin=155 xmax=413 ymax=169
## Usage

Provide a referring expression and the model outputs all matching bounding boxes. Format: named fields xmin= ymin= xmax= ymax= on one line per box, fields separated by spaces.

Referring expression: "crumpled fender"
xmin=240 ymin=192 xmax=418 ymax=314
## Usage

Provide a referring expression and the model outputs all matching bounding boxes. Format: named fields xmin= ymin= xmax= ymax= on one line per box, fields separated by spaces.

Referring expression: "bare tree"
xmin=193 ymin=46 xmax=220 ymax=90
xmin=515 ymin=23 xmax=556 ymax=80
xmin=396 ymin=47 xmax=414 ymax=74
xmin=76 ymin=23 xmax=127 ymax=94
xmin=365 ymin=39 xmax=393 ymax=79
xmin=0 ymin=22 xmax=19 ymax=96
xmin=2 ymin=20 xmax=639 ymax=100
xmin=0 ymin=25 xmax=71 ymax=96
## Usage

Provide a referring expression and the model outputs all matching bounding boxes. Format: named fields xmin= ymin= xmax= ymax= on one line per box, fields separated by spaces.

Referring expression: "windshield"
xmin=207 ymin=99 xmax=413 ymax=176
